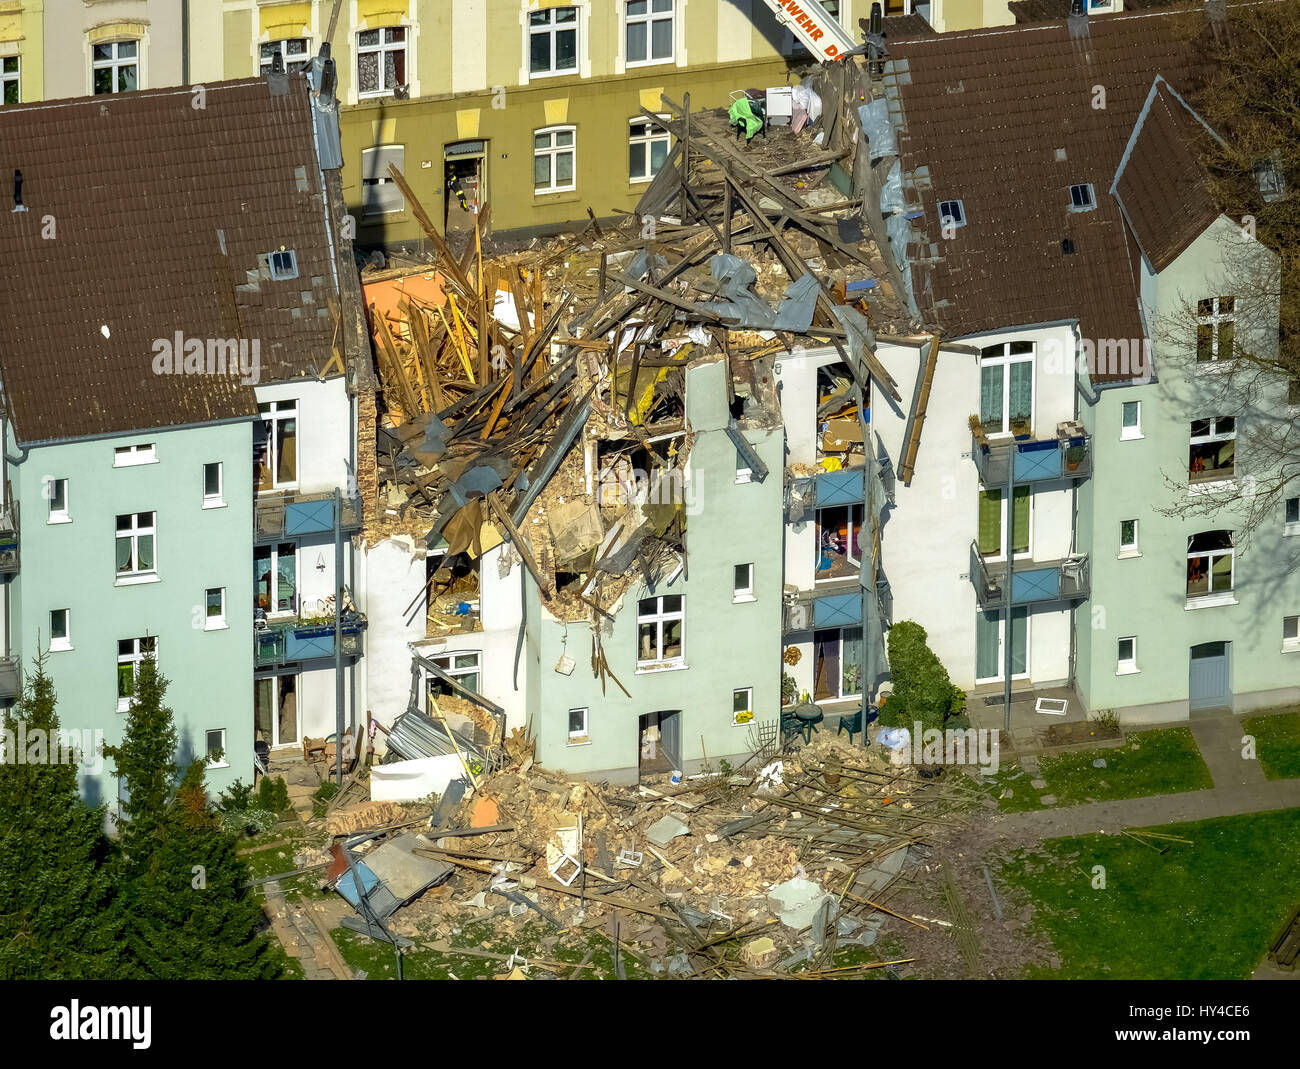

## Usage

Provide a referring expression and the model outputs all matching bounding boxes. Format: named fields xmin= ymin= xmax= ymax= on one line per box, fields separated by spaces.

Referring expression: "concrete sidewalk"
xmin=1189 ymin=716 xmax=1267 ymax=788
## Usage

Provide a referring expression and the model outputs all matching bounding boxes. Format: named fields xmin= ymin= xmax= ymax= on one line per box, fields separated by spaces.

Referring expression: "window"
xmin=1286 ymin=497 xmax=1300 ymax=535
xmin=255 ymin=400 xmax=297 ymax=491
xmin=93 ymin=41 xmax=138 ymax=95
xmin=816 ymin=505 xmax=863 ymax=579
xmin=117 ymin=636 xmax=157 ymax=710
xmin=978 ymin=486 xmax=1030 ymax=558
xmin=979 ymin=341 xmax=1034 ymax=435
xmin=269 ymin=250 xmax=298 ymax=281
xmin=626 ymin=0 xmax=674 ymax=66
xmin=1119 ymin=518 xmax=1139 ymax=555
xmin=203 ymin=462 xmax=223 ymax=508
xmin=361 ymin=145 xmax=405 ymax=215
xmin=357 ymin=26 xmax=406 ymax=97
xmin=205 ymin=587 xmax=227 ymax=630
xmin=1069 ymin=183 xmax=1096 ymax=211
xmin=260 ymin=38 xmax=311 ymax=76
xmin=1285 ymin=615 xmax=1300 ymax=650
xmin=426 ymin=652 xmax=482 ymax=705
xmin=637 ymin=594 xmax=684 ymax=668
xmin=939 ymin=199 xmax=966 ymax=229
xmin=1196 ymin=297 xmax=1235 ymax=362
xmin=206 ymin=728 xmax=228 ymax=768
xmin=47 ymin=478 xmax=70 ymax=523
xmin=733 ymin=563 xmax=754 ymax=602
xmin=115 ymin=512 xmax=157 ymax=581
xmin=567 ymin=707 xmax=589 ymax=743
xmin=534 ymin=126 xmax=576 ymax=194
xmin=1120 ymin=400 xmax=1141 ymax=440
xmin=255 ymin=543 xmax=297 ymax=616
xmin=114 ymin=443 xmax=156 ymax=466
xmin=50 ymin=609 xmax=71 ymax=652
xmin=732 ymin=687 xmax=754 ymax=726
xmin=1 ymin=56 xmax=18 ymax=105
xmin=1254 ymin=153 xmax=1286 ymax=204
xmin=629 ymin=117 xmax=670 ymax=182
xmin=1186 ymin=530 xmax=1234 ymax=600
xmin=1117 ymin=636 xmax=1138 ymax=674
xmin=1188 ymin=417 xmax=1235 ymax=484
xmin=530 ymin=7 xmax=578 ymax=76
xmin=814 ymin=627 xmax=864 ymax=700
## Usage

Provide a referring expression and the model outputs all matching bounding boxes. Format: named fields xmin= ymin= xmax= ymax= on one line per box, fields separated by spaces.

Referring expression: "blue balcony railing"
xmin=969 ymin=541 xmax=1089 ymax=608
xmin=972 ymin=432 xmax=1091 ymax=488
xmin=254 ymin=616 xmax=367 ymax=667
xmin=255 ymin=490 xmax=362 ymax=544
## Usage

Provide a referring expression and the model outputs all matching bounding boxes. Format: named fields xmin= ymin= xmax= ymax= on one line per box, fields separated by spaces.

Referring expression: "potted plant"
xmin=968 ymin=414 xmax=990 ymax=452
xmin=1010 ymin=418 xmax=1032 ymax=440
xmin=1065 ymin=444 xmax=1086 ymax=471
xmin=781 ymin=672 xmax=797 ymax=707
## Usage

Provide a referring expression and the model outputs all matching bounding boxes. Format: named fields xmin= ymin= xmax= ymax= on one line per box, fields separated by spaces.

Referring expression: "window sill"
xmin=1282 ymin=643 xmax=1300 ymax=654
xmin=113 ymin=457 xmax=158 ymax=468
xmin=534 ymin=187 xmax=579 ymax=201
xmin=1117 ymin=549 xmax=1141 ymax=559
xmin=625 ymin=57 xmax=675 ymax=70
xmin=635 ymin=660 xmax=688 ymax=675
xmin=115 ymin=573 xmax=160 ymax=587
xmin=1116 ymin=666 xmax=1140 ymax=676
xmin=49 ymin=641 xmax=73 ymax=652
xmin=735 ymin=470 xmax=753 ymax=484
xmin=1284 ymin=524 xmax=1300 ymax=538
xmin=258 ymin=484 xmax=299 ymax=496
xmin=204 ymin=620 xmax=229 ymax=632
xmin=202 ymin=499 xmax=227 ymax=510
xmin=732 ymin=594 xmax=757 ymax=604
xmin=733 ymin=717 xmax=755 ymax=727
xmin=1185 ymin=593 xmax=1238 ymax=610
xmin=1119 ymin=431 xmax=1144 ymax=441
xmin=1189 ymin=479 xmax=1235 ymax=496
xmin=566 ymin=736 xmax=592 ymax=747
xmin=1194 ymin=360 xmax=1233 ymax=376
xmin=47 ymin=514 xmax=72 ymax=525
xmin=116 ymin=698 xmax=131 ymax=714
xmin=529 ymin=68 xmax=579 ymax=80
xmin=206 ymin=760 xmax=231 ymax=771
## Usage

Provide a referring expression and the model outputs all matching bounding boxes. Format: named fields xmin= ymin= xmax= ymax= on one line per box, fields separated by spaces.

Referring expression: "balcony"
xmin=0 ymin=656 xmax=19 ymax=701
xmin=969 ymin=541 xmax=1089 ymax=608
xmin=254 ymin=614 xmax=367 ymax=668
xmin=783 ymin=588 xmax=863 ymax=633
xmin=972 ymin=426 xmax=1091 ymax=488
xmin=0 ymin=502 xmax=17 ymax=575
xmin=255 ymin=490 xmax=362 ymax=544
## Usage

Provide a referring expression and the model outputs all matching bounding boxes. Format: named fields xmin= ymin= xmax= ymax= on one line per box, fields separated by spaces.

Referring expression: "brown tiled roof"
xmin=1112 ymin=80 xmax=1222 ymax=272
xmin=1009 ymin=0 xmax=1188 ymax=23
xmin=885 ymin=8 xmax=1220 ymax=379
xmin=0 ymin=77 xmax=340 ymax=444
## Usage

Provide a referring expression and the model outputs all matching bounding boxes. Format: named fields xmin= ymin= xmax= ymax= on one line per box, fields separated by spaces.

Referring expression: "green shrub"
xmin=258 ymin=776 xmax=291 ymax=814
xmin=880 ymin=621 xmax=966 ymax=732
xmin=217 ymin=779 xmax=256 ymax=813
xmin=311 ymin=780 xmax=340 ymax=819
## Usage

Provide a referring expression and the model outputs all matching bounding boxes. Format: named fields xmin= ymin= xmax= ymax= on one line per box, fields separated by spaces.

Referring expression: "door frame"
xmin=974 ymin=606 xmax=1031 ymax=685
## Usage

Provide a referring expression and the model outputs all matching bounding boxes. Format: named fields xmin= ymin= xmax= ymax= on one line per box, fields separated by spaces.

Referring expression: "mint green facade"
xmin=526 ymin=360 xmax=785 ymax=782
xmin=1076 ymin=216 xmax=1297 ymax=722
xmin=9 ymin=420 xmax=255 ymax=808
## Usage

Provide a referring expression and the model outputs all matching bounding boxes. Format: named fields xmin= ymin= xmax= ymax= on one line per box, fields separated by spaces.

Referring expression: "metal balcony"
xmin=969 ymin=541 xmax=1089 ymax=608
xmin=254 ymin=616 xmax=367 ymax=668
xmin=972 ymin=430 xmax=1091 ymax=488
xmin=0 ymin=656 xmax=19 ymax=701
xmin=0 ymin=500 xmax=18 ymax=575
xmin=255 ymin=490 xmax=363 ymax=544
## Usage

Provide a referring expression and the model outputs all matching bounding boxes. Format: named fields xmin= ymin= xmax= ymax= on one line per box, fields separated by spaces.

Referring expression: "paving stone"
xmin=1092 ymin=758 xmax=1107 ymax=769
xmin=1030 ymin=778 xmax=1048 ymax=789
xmin=1039 ymin=794 xmax=1057 ymax=806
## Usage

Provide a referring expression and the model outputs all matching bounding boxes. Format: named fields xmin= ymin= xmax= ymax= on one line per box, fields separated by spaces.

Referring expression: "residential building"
xmin=0 ymin=65 xmax=373 ymax=807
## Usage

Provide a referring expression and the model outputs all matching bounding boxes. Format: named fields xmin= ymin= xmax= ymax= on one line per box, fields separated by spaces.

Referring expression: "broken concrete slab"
xmin=768 ymin=877 xmax=835 ymax=931
xmin=646 ymin=813 xmax=690 ymax=847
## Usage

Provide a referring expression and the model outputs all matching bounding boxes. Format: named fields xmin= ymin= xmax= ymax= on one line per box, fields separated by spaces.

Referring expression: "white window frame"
xmin=567 ymin=706 xmax=590 ymax=744
xmin=1286 ymin=497 xmax=1300 ymax=536
xmin=528 ymin=6 xmax=579 ymax=78
xmin=92 ymin=40 xmax=138 ymax=95
xmin=115 ymin=511 xmax=157 ymax=585
xmin=1284 ymin=615 xmax=1300 ymax=652
xmin=361 ymin=145 xmax=406 ymax=216
xmin=47 ymin=477 xmax=70 ymax=524
xmin=257 ymin=399 xmax=298 ymax=492
xmin=624 ymin=0 xmax=675 ymax=68
xmin=425 ymin=651 xmax=482 ymax=708
xmin=356 ymin=26 xmax=407 ymax=99
xmin=1188 ymin=416 xmax=1236 ymax=487
xmin=629 ymin=116 xmax=671 ymax=184
xmin=1069 ymin=183 xmax=1096 ymax=211
xmin=979 ymin=342 xmax=1035 ymax=436
xmin=206 ymin=728 xmax=229 ymax=769
xmin=533 ymin=125 xmax=576 ymax=195
xmin=205 ymin=587 xmax=227 ymax=631
xmin=1196 ymin=296 xmax=1236 ymax=364
xmin=939 ymin=199 xmax=966 ymax=229
xmin=636 ymin=594 xmax=685 ymax=670
xmin=256 ymin=542 xmax=298 ymax=617
xmin=114 ymin=443 xmax=156 ymax=467
xmin=117 ymin=636 xmax=156 ymax=712
xmin=260 ymin=37 xmax=311 ymax=76
xmin=1116 ymin=636 xmax=1139 ymax=675
xmin=1186 ymin=531 xmax=1235 ymax=605
xmin=203 ymin=462 xmax=224 ymax=509
xmin=980 ymin=487 xmax=1033 ymax=563
xmin=733 ymin=563 xmax=755 ymax=603
xmin=1120 ymin=400 xmax=1142 ymax=440
xmin=50 ymin=608 xmax=72 ymax=652
xmin=1119 ymin=518 xmax=1139 ymax=558
xmin=269 ymin=250 xmax=298 ymax=281
xmin=1 ymin=55 xmax=19 ymax=106
xmin=732 ymin=686 xmax=754 ymax=726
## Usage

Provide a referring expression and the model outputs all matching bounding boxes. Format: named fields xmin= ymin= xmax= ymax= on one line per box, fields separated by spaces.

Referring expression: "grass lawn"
xmin=1241 ymin=711 xmax=1300 ymax=780
xmin=999 ymin=808 xmax=1300 ymax=979
xmin=988 ymin=727 xmax=1213 ymax=812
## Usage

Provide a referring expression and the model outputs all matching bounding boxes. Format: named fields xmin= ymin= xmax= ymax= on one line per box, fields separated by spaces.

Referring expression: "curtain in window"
xmin=979 ymin=366 xmax=1003 ymax=431
xmin=116 ymin=536 xmax=133 ymax=572
xmin=975 ymin=610 xmax=1000 ymax=679
xmin=1012 ymin=486 xmax=1030 ymax=554
xmin=840 ymin=627 xmax=864 ymax=696
xmin=1008 ymin=361 xmax=1032 ymax=427
xmin=978 ymin=490 xmax=1001 ymax=555
xmin=1011 ymin=606 xmax=1028 ymax=674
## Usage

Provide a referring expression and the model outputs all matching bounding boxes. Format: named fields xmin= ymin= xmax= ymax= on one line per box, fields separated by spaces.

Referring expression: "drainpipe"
xmin=334 ymin=486 xmax=344 ymax=785
xmin=181 ymin=0 xmax=190 ymax=85
xmin=1003 ymin=455 xmax=1015 ymax=736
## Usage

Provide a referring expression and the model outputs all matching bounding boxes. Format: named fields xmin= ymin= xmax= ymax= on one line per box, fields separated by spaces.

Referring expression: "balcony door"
xmin=975 ymin=607 xmax=1028 ymax=684
xmin=254 ymin=672 xmax=299 ymax=748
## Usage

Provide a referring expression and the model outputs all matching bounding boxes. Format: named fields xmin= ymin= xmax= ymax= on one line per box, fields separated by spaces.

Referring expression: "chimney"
xmin=308 ymin=48 xmax=343 ymax=171
xmin=866 ymin=2 xmax=886 ymax=80
xmin=266 ymin=47 xmax=288 ymax=96
xmin=1068 ymin=0 xmax=1089 ymax=39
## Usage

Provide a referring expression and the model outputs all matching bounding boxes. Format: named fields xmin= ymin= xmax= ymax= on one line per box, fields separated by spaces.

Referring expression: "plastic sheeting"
xmin=700 ymin=254 xmax=820 ymax=331
xmin=880 ymin=159 xmax=904 ymax=216
xmin=792 ymin=82 xmax=823 ymax=125
xmin=858 ymin=99 xmax=897 ymax=159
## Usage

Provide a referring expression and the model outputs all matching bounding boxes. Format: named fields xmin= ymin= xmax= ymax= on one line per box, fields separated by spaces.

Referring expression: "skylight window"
xmin=938 ymin=199 xmax=966 ymax=229
xmin=1069 ymin=183 xmax=1096 ymax=212
xmin=269 ymin=250 xmax=298 ymax=280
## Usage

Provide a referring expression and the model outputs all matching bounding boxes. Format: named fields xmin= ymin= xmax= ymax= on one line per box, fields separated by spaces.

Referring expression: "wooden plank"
xmin=898 ymin=335 xmax=940 ymax=485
